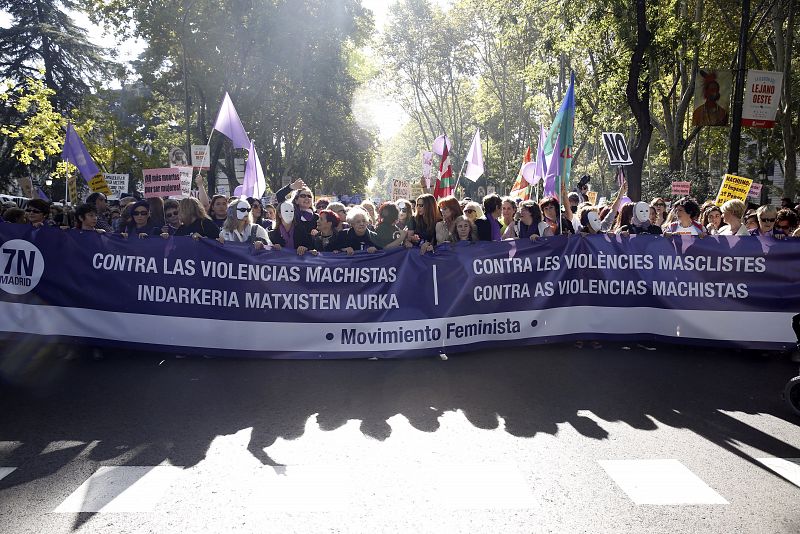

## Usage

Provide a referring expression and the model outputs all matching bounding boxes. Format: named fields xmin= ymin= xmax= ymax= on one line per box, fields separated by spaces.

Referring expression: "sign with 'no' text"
xmin=602 ymin=132 xmax=633 ymax=166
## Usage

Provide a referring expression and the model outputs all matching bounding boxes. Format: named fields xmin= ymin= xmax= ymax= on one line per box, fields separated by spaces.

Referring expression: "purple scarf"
xmin=488 ymin=213 xmax=502 ymax=241
xmin=280 ymin=223 xmax=295 ymax=249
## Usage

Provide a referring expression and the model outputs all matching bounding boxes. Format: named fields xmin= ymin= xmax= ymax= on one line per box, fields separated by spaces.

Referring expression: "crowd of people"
xmin=2 ymin=177 xmax=799 ymax=253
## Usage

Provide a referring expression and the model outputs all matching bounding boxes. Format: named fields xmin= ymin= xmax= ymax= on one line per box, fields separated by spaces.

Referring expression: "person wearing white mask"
xmin=576 ymin=206 xmax=605 ymax=235
xmin=617 ymin=201 xmax=662 ymax=235
xmin=268 ymin=201 xmax=312 ymax=254
xmin=219 ymin=198 xmax=270 ymax=249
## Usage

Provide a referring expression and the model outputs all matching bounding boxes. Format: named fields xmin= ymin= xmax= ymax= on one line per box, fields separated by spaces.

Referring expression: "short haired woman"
xmin=24 ymin=199 xmax=51 ymax=228
xmin=718 ymin=199 xmax=748 ymax=236
xmin=160 ymin=199 xmax=182 ymax=237
xmin=475 ymin=193 xmax=503 ymax=241
xmin=337 ymin=207 xmax=378 ymax=254
xmin=462 ymin=201 xmax=483 ymax=224
xmin=120 ymin=200 xmax=159 ymax=239
xmin=664 ymin=197 xmax=706 ymax=236
xmin=373 ymin=202 xmax=408 ymax=250
xmin=72 ymin=203 xmax=105 ymax=233
xmin=209 ymin=194 xmax=229 ymax=228
xmin=750 ymin=205 xmax=780 ymax=237
xmin=506 ymin=200 xmax=542 ymax=240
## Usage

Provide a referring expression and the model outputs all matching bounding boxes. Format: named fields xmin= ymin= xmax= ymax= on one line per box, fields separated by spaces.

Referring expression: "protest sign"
xmin=168 ymin=167 xmax=193 ymax=199
xmin=715 ymin=174 xmax=753 ymax=205
xmin=422 ymin=151 xmax=433 ymax=187
xmin=671 ymin=181 xmax=691 ymax=196
xmin=586 ymin=191 xmax=598 ymax=205
xmin=88 ymin=174 xmax=112 ymax=195
xmin=748 ymin=182 xmax=763 ymax=199
xmin=169 ymin=147 xmax=189 ymax=167
xmin=391 ymin=179 xmax=411 ymax=201
xmin=602 ymin=132 xmax=633 ymax=166
xmin=67 ymin=174 xmax=77 ymax=204
xmin=742 ymin=70 xmax=783 ymax=128
xmin=103 ymin=173 xmax=129 ymax=199
xmin=19 ymin=177 xmax=34 ymax=199
xmin=191 ymin=145 xmax=210 ymax=169
xmin=143 ymin=168 xmax=182 ymax=198
xmin=0 ymin=227 xmax=797 ymax=358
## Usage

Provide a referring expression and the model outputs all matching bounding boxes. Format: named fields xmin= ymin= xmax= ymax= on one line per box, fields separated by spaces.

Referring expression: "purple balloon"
xmin=621 ymin=196 xmax=632 ymax=205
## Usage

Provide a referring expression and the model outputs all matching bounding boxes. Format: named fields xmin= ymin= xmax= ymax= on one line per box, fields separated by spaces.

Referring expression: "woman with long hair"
xmin=435 ymin=195 xmax=462 ymax=244
xmin=413 ymin=193 xmax=441 ymax=245
xmin=174 ymin=197 xmax=220 ymax=239
xmin=120 ymin=200 xmax=159 ymax=238
xmin=220 ymin=198 xmax=270 ymax=249
xmin=449 ymin=215 xmax=479 ymax=243
xmin=276 ymin=178 xmax=318 ymax=242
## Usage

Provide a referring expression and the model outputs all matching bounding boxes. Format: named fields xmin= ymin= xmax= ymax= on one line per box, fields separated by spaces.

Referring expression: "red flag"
xmin=434 ymin=139 xmax=453 ymax=199
xmin=510 ymin=147 xmax=533 ymax=200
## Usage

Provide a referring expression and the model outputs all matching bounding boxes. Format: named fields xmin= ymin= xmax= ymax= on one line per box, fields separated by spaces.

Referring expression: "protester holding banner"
xmin=337 ymin=207 xmax=378 ymax=254
xmin=219 ymin=199 xmax=270 ymax=249
xmin=147 ymin=197 xmax=166 ymax=230
xmin=701 ymin=205 xmax=723 ymax=235
xmin=160 ymin=199 xmax=182 ymax=237
xmin=395 ymin=199 xmax=414 ymax=232
xmin=775 ymin=209 xmax=798 ymax=238
xmin=85 ymin=192 xmax=113 ymax=232
xmin=413 ymin=194 xmax=441 ymax=245
xmin=617 ymin=202 xmax=663 ymax=235
xmin=268 ymin=202 xmax=312 ymax=251
xmin=326 ymin=202 xmax=349 ymax=232
xmin=650 ymin=197 xmax=667 ymax=227
xmin=174 ymin=197 xmax=220 ymax=239
xmin=718 ymin=200 xmax=749 ymax=236
xmin=664 ymin=198 xmax=707 ymax=236
xmin=209 ymin=194 xmax=229 ymax=228
xmin=450 ymin=215 xmax=479 ymax=243
xmin=72 ymin=203 xmax=105 ymax=233
xmin=750 ymin=205 xmax=780 ymax=237
xmin=120 ymin=200 xmax=160 ymax=238
xmin=24 ymin=199 xmax=51 ymax=228
xmin=537 ymin=196 xmax=573 ymax=237
xmin=373 ymin=202 xmax=408 ymax=250
xmin=507 ymin=200 xmax=542 ymax=240
xmin=3 ymin=207 xmax=25 ymax=223
xmin=309 ymin=210 xmax=341 ymax=253
xmin=435 ymin=196 xmax=463 ymax=244
xmin=476 ymin=194 xmax=503 ymax=241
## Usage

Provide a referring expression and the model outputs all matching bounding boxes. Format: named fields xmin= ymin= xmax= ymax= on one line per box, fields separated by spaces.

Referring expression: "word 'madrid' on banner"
xmin=143 ymin=168 xmax=183 ymax=198
xmin=0 ymin=226 xmax=798 ymax=358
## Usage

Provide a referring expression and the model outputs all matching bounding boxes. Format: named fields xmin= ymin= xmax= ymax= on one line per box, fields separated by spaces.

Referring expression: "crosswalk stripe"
xmin=53 ymin=465 xmax=183 ymax=513
xmin=756 ymin=458 xmax=800 ymax=488
xmin=598 ymin=459 xmax=729 ymax=505
xmin=0 ymin=467 xmax=17 ymax=481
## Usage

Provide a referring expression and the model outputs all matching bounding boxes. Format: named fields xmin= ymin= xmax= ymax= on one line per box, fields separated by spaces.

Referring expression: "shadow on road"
xmin=0 ymin=339 xmax=798 ymax=530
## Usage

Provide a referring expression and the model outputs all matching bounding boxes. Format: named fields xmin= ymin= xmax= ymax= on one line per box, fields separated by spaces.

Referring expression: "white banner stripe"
xmin=0 ymin=302 xmax=794 ymax=353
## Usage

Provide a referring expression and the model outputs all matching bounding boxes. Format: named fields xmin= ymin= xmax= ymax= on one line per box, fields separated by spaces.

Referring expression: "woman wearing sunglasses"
xmin=159 ymin=199 xmax=182 ymax=237
xmin=276 ymin=178 xmax=318 ymax=243
xmin=248 ymin=197 xmax=273 ymax=231
xmin=24 ymin=199 xmax=52 ymax=228
xmin=119 ymin=200 xmax=159 ymax=239
xmin=219 ymin=199 xmax=270 ymax=249
xmin=749 ymin=205 xmax=781 ymax=237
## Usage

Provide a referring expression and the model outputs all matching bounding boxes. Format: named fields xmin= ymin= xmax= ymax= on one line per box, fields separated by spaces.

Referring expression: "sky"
xmin=1 ymin=1 xmax=408 ymax=141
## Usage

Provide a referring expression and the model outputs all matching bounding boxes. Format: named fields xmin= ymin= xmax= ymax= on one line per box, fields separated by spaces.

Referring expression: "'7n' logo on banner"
xmin=0 ymin=239 xmax=44 ymax=295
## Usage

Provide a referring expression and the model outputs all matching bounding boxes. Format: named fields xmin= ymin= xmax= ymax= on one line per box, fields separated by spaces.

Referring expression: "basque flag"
xmin=434 ymin=137 xmax=453 ymax=199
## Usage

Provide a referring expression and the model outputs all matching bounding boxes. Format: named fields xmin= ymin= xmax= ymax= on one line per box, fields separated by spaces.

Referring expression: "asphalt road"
xmin=0 ymin=340 xmax=799 ymax=533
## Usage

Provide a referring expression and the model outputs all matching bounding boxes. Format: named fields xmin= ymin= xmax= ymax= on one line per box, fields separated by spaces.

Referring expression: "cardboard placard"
xmin=103 ymin=173 xmax=129 ymax=199
xmin=715 ymin=174 xmax=753 ymax=205
xmin=391 ymin=179 xmax=411 ymax=201
xmin=671 ymin=181 xmax=691 ymax=196
xmin=143 ymin=168 xmax=182 ymax=198
xmin=586 ymin=191 xmax=598 ymax=205
xmin=602 ymin=132 xmax=633 ymax=165
xmin=747 ymin=182 xmax=763 ymax=199
xmin=88 ymin=174 xmax=112 ymax=195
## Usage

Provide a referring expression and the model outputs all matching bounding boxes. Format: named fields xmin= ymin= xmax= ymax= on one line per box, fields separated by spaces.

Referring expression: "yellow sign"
xmin=715 ymin=174 xmax=753 ymax=205
xmin=587 ymin=191 xmax=598 ymax=205
xmin=88 ymin=173 xmax=112 ymax=195
xmin=67 ymin=174 xmax=77 ymax=204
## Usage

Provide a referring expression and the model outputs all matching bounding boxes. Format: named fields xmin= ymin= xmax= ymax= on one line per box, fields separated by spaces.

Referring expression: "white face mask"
xmin=587 ymin=211 xmax=602 ymax=232
xmin=235 ymin=200 xmax=250 ymax=221
xmin=633 ymin=202 xmax=650 ymax=225
xmin=280 ymin=202 xmax=295 ymax=223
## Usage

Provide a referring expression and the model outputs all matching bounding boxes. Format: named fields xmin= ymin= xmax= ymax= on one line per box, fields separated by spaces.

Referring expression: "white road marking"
xmin=0 ymin=467 xmax=17 ymax=481
xmin=53 ymin=465 xmax=183 ymax=513
xmin=756 ymin=458 xmax=800 ymax=488
xmin=599 ymin=459 xmax=728 ymax=505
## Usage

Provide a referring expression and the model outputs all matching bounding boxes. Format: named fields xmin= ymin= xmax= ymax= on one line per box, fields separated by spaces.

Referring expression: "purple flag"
xmin=213 ymin=92 xmax=250 ymax=149
xmin=543 ymin=135 xmax=560 ymax=198
xmin=61 ymin=123 xmax=100 ymax=183
xmin=242 ymin=141 xmax=266 ymax=198
xmin=36 ymin=187 xmax=50 ymax=201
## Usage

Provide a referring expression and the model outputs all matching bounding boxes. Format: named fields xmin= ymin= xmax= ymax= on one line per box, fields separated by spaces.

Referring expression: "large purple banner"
xmin=1 ymin=225 xmax=798 ymax=358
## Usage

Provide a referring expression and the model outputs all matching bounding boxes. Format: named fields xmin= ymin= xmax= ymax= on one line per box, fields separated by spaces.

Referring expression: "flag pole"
xmin=453 ymin=159 xmax=468 ymax=198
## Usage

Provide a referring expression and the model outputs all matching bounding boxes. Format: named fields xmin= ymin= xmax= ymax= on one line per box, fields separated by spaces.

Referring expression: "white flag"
xmin=463 ymin=129 xmax=484 ymax=182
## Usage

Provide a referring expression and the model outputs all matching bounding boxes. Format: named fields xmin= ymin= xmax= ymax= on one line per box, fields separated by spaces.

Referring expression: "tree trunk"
xmin=625 ymin=0 xmax=654 ymax=202
xmin=774 ymin=0 xmax=797 ymax=198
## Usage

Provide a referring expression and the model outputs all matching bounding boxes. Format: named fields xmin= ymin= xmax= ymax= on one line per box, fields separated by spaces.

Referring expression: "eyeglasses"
xmin=166 ymin=211 xmax=178 ymax=217
xmin=760 ymin=218 xmax=776 ymax=223
xmin=464 ymin=209 xmax=475 ymax=213
xmin=25 ymin=208 xmax=42 ymax=214
xmin=297 ymin=194 xmax=312 ymax=199
xmin=654 ymin=203 xmax=666 ymax=207
xmin=237 ymin=207 xmax=252 ymax=213
xmin=133 ymin=210 xmax=149 ymax=216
